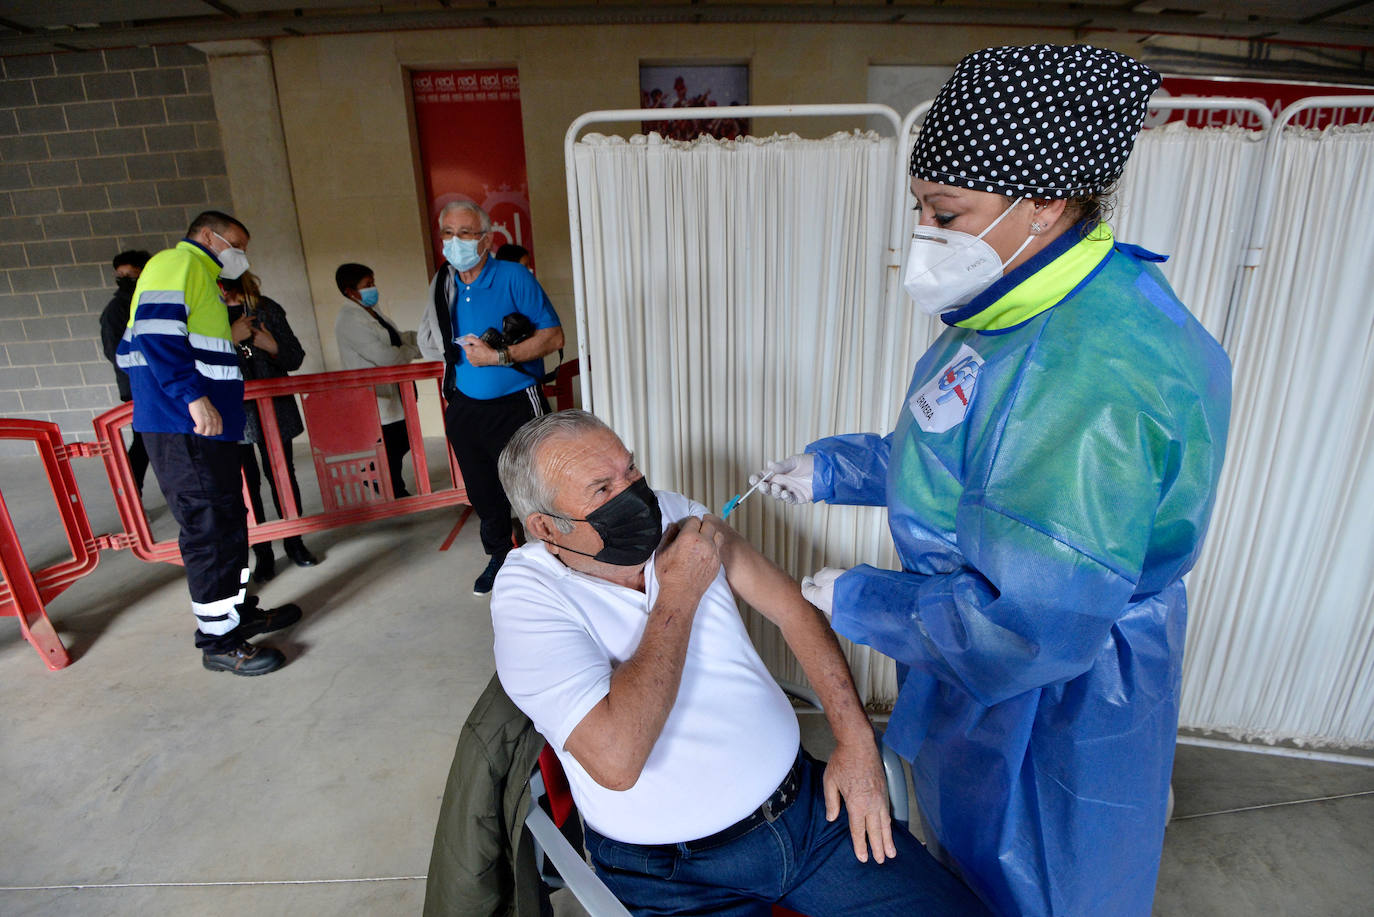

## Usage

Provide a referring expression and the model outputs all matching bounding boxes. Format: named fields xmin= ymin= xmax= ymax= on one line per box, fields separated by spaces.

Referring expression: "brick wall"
xmin=0 ymin=45 xmax=231 ymax=453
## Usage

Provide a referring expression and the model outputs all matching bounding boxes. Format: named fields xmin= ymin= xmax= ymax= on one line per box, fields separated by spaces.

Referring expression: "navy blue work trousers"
xmin=143 ymin=432 xmax=248 ymax=652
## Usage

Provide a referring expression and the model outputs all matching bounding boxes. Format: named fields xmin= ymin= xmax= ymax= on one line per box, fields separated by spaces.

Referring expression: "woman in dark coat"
xmin=222 ymin=271 xmax=320 ymax=581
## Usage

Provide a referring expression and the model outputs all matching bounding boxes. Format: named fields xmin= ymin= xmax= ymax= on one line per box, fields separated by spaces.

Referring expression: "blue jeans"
xmin=585 ymin=751 xmax=989 ymax=916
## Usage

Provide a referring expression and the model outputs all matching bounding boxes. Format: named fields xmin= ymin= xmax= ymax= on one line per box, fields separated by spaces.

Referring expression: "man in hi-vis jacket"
xmin=117 ymin=210 xmax=302 ymax=676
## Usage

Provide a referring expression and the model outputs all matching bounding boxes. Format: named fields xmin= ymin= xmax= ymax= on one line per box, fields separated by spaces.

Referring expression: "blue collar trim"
xmin=184 ymin=237 xmax=222 ymax=267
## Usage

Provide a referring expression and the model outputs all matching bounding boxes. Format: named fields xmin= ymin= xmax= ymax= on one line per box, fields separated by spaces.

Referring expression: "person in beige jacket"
xmin=334 ymin=262 xmax=422 ymax=497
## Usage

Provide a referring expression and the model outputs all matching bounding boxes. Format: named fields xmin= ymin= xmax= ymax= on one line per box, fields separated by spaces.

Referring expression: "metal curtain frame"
xmin=563 ymin=103 xmax=904 ymax=415
xmin=560 ymin=94 xmax=1373 ymax=760
xmin=1223 ymin=95 xmax=1374 ymax=353
xmin=560 ymin=95 xmax=1281 ymax=433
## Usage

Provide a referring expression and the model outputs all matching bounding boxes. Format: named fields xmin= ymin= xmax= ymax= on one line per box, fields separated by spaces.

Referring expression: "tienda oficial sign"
xmin=411 ymin=69 xmax=535 ymax=269
xmin=1149 ymin=77 xmax=1374 ymax=130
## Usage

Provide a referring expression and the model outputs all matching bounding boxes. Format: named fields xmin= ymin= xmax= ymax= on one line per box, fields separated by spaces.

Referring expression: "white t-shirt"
xmin=492 ymin=491 xmax=800 ymax=844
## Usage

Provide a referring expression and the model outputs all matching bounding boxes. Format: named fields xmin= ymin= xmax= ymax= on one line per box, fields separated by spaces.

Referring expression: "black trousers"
xmin=443 ymin=385 xmax=549 ymax=556
xmin=119 ymin=398 xmax=150 ymax=492
xmin=120 ymin=397 xmax=149 ymax=492
xmin=381 ymin=419 xmax=411 ymax=498
xmin=240 ymin=436 xmax=303 ymax=529
xmin=143 ymin=432 xmax=248 ymax=652
xmin=127 ymin=430 xmax=149 ymax=492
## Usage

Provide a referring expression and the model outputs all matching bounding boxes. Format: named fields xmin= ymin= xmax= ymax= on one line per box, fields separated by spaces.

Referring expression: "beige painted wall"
xmin=269 ymin=23 xmax=1151 ymax=439
xmin=269 ymin=23 xmax=1146 ymax=377
xmin=201 ymin=41 xmax=325 ymax=373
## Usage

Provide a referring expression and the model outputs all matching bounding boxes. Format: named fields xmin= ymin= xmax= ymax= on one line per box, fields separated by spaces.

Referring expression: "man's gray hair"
xmin=499 ymin=410 xmax=614 ymax=538
xmin=437 ymin=200 xmax=491 ymax=233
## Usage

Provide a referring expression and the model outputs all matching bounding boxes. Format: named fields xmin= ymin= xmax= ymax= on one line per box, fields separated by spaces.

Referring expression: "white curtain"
xmin=573 ymin=131 xmax=909 ymax=699
xmin=570 ymin=119 xmax=1374 ymax=747
xmin=1173 ymin=124 xmax=1374 ymax=746
xmin=1114 ymin=122 xmax=1266 ymax=340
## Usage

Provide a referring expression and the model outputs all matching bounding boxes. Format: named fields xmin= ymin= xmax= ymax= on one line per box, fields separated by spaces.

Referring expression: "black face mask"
xmin=115 ymin=276 xmax=137 ymax=295
xmin=549 ymin=477 xmax=663 ymax=566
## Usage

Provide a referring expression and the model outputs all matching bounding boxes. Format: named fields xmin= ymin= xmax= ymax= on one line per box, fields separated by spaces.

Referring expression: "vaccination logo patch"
xmin=908 ymin=343 xmax=983 ymax=434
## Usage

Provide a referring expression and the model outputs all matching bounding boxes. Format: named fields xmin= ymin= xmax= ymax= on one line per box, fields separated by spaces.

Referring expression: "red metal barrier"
xmin=0 ymin=419 xmax=105 ymax=670
xmin=2 ymin=363 xmax=468 ymax=668
xmin=93 ymin=362 xmax=471 ymax=565
xmin=2 ymin=359 xmax=581 ymax=670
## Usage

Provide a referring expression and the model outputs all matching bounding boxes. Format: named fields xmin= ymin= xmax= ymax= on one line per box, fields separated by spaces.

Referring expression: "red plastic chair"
xmin=298 ymin=386 xmax=392 ymax=510
xmin=542 ymin=359 xmax=580 ymax=412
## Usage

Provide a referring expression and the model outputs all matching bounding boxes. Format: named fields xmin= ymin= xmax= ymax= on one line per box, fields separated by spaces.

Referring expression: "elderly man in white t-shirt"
xmin=492 ymin=411 xmax=987 ymax=917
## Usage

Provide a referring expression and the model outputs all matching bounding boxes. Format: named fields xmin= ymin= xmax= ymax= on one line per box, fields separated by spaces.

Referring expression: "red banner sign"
xmin=1152 ymin=77 xmax=1374 ymax=130
xmin=411 ymin=69 xmax=535 ymax=268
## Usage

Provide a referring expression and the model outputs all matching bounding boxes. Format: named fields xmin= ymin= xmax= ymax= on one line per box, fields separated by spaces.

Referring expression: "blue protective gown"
xmin=808 ymin=225 xmax=1231 ymax=917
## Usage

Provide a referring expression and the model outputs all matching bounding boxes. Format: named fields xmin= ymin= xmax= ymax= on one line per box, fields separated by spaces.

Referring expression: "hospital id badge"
xmin=908 ymin=343 xmax=983 ymax=434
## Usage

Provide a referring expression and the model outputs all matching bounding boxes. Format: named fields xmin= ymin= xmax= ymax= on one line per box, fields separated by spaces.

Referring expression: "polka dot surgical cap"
xmin=910 ymin=44 xmax=1161 ymax=198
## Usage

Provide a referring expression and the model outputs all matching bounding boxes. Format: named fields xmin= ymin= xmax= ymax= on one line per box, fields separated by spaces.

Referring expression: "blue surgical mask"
xmin=443 ymin=237 xmax=482 ymax=272
xmin=358 ymin=287 xmax=380 ymax=308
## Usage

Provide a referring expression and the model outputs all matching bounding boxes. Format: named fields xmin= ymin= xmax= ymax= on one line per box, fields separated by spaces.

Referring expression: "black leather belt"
xmin=666 ymin=749 xmax=806 ymax=853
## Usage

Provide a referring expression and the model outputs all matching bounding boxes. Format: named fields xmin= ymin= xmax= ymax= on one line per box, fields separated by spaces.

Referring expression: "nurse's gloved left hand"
xmin=801 ymin=567 xmax=845 ymax=618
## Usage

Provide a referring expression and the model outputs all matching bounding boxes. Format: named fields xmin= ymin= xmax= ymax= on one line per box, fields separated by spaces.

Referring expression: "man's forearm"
xmin=775 ymin=600 xmax=874 ymax=746
xmin=722 ymin=527 xmax=893 ymax=863
xmin=506 ymin=326 xmax=564 ymax=363
xmin=566 ymin=587 xmax=699 ymax=790
xmin=564 ymin=517 xmax=723 ymax=790
xmin=723 ymin=538 xmax=872 ymax=745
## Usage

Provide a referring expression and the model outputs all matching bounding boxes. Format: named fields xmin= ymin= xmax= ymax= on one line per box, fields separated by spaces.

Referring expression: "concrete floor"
xmin=2 ymin=442 xmax=1372 ymax=916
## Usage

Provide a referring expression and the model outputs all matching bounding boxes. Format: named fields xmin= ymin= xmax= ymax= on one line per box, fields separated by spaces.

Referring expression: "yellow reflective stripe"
xmin=956 ymin=225 xmax=1115 ymax=332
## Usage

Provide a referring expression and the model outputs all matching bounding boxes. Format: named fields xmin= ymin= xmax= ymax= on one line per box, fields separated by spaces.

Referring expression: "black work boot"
xmin=252 ymin=543 xmax=276 ymax=583
xmin=202 ymin=639 xmax=286 ymax=676
xmin=236 ymin=596 xmax=303 ymax=639
xmin=284 ymin=536 xmax=318 ymax=567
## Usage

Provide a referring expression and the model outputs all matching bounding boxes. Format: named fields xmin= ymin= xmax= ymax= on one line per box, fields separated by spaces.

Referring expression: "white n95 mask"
xmin=211 ymin=231 xmax=250 ymax=281
xmin=903 ymin=198 xmax=1033 ymax=315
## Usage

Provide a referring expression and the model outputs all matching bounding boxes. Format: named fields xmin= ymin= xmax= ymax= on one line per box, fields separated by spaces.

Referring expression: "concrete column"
xmin=195 ymin=40 xmax=324 ymax=373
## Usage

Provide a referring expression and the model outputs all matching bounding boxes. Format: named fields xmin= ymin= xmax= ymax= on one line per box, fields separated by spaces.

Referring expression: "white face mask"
xmin=903 ymin=198 xmax=1035 ymax=315
xmin=211 ymin=230 xmax=250 ymax=281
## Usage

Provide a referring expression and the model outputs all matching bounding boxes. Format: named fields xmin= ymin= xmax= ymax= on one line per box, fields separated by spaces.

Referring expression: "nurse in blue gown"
xmin=753 ymin=44 xmax=1232 ymax=917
